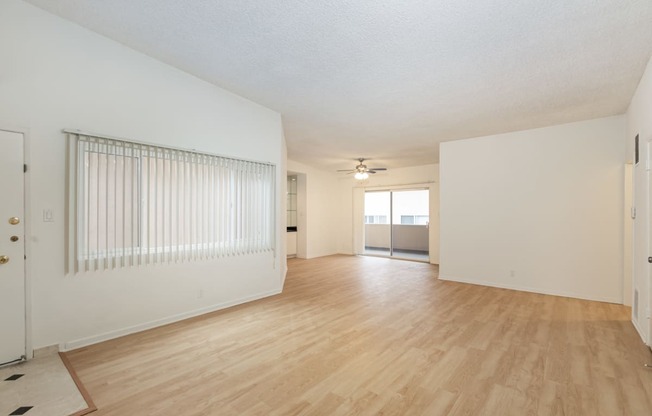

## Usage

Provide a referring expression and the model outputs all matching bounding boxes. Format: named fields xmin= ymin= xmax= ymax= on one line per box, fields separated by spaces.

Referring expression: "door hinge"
xmin=23 ymin=164 xmax=27 ymax=173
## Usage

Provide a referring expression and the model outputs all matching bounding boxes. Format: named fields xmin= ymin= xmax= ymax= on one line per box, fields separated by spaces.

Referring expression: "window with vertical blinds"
xmin=66 ymin=132 xmax=276 ymax=273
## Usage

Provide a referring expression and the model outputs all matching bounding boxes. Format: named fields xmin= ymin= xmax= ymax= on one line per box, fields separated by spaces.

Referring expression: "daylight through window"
xmin=67 ymin=133 xmax=276 ymax=272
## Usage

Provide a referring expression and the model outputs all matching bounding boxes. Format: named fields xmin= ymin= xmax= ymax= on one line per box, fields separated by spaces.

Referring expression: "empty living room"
xmin=1 ymin=1 xmax=652 ymax=415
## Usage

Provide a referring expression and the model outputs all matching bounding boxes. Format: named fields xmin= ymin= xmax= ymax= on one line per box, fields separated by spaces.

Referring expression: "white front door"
xmin=0 ymin=129 xmax=25 ymax=365
xmin=648 ymin=138 xmax=652 ymax=347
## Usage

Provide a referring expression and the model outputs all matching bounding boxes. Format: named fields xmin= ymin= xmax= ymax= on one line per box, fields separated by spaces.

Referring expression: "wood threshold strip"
xmin=59 ymin=352 xmax=98 ymax=416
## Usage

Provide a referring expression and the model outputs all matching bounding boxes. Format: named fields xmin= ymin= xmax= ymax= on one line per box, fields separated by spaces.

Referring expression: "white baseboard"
xmin=305 ymin=251 xmax=339 ymax=259
xmin=438 ymin=274 xmax=622 ymax=304
xmin=60 ymin=288 xmax=282 ymax=351
xmin=631 ymin=317 xmax=648 ymax=345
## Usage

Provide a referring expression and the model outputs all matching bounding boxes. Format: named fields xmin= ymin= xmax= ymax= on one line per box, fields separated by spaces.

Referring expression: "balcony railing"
xmin=364 ymin=224 xmax=429 ymax=261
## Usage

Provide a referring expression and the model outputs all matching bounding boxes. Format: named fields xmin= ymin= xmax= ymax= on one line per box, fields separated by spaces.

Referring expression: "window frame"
xmin=66 ymin=131 xmax=276 ymax=273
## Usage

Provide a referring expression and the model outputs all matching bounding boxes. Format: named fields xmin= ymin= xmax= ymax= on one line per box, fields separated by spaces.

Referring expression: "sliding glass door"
xmin=363 ymin=191 xmax=391 ymax=257
xmin=363 ymin=189 xmax=429 ymax=261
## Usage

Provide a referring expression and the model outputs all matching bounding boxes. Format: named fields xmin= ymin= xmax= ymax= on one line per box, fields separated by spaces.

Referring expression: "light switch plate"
xmin=43 ymin=209 xmax=54 ymax=222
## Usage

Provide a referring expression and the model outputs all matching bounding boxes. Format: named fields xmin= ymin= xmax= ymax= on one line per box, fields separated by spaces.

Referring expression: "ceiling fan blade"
xmin=337 ymin=160 xmax=386 ymax=175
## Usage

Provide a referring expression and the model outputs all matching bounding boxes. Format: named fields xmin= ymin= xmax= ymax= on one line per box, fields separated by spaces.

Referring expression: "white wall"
xmin=280 ymin=129 xmax=288 ymax=286
xmin=440 ymin=116 xmax=625 ymax=303
xmin=286 ymin=160 xmax=339 ymax=258
xmin=623 ymin=163 xmax=633 ymax=307
xmin=0 ymin=0 xmax=286 ymax=350
xmin=627 ymin=56 xmax=652 ymax=344
xmin=286 ymin=232 xmax=297 ymax=256
xmin=337 ymin=164 xmax=440 ymax=263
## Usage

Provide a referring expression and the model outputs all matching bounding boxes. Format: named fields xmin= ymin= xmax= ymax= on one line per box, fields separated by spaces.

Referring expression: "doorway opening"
xmin=286 ymin=171 xmax=306 ymax=259
xmin=363 ymin=189 xmax=429 ymax=262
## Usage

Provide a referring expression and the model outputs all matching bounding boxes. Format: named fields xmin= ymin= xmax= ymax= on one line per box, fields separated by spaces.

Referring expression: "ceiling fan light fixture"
xmin=338 ymin=158 xmax=386 ymax=179
xmin=354 ymin=171 xmax=369 ymax=180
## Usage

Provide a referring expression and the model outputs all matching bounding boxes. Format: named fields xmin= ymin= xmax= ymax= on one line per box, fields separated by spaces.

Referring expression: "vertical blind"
xmin=66 ymin=132 xmax=276 ymax=273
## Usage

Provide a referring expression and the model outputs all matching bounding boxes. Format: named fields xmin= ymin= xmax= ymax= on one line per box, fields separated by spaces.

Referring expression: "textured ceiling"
xmin=25 ymin=0 xmax=652 ymax=171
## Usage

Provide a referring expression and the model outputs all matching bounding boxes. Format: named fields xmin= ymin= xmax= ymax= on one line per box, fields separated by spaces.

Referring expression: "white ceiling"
xmin=25 ymin=0 xmax=652 ymax=171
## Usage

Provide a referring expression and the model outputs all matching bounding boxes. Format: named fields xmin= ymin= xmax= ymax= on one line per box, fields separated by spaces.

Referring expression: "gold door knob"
xmin=10 ymin=236 xmax=19 ymax=242
xmin=8 ymin=217 xmax=20 ymax=225
xmin=0 ymin=255 xmax=8 ymax=265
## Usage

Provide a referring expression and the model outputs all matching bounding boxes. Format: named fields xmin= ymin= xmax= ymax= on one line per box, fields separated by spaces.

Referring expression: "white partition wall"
xmin=440 ymin=116 xmax=625 ymax=303
xmin=286 ymin=160 xmax=339 ymax=259
xmin=627 ymin=56 xmax=652 ymax=345
xmin=0 ymin=0 xmax=285 ymax=351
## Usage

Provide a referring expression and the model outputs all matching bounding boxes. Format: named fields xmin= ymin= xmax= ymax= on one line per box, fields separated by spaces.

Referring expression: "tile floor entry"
xmin=0 ymin=353 xmax=92 ymax=416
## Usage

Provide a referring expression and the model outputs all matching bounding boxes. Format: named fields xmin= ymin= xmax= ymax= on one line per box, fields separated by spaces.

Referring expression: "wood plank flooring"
xmin=66 ymin=255 xmax=652 ymax=415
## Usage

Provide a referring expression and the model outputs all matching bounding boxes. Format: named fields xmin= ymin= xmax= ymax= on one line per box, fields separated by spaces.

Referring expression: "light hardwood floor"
xmin=66 ymin=255 xmax=652 ymax=415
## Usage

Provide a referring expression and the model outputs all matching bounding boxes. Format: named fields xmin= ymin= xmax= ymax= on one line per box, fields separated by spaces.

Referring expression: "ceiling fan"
xmin=337 ymin=158 xmax=387 ymax=180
